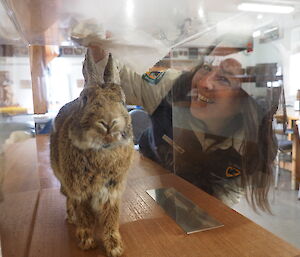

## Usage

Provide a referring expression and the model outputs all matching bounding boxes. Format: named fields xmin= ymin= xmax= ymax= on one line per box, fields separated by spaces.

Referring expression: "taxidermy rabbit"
xmin=50 ymin=50 xmax=134 ymax=257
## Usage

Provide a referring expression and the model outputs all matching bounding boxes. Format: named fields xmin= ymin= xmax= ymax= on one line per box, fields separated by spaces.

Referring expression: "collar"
xmin=190 ymin=120 xmax=244 ymax=155
xmin=172 ymin=105 xmax=244 ymax=155
xmin=189 ymin=115 xmax=244 ymax=155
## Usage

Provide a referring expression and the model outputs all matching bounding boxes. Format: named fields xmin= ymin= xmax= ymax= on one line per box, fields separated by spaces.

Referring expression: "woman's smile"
xmin=197 ymin=93 xmax=214 ymax=104
xmin=190 ymin=88 xmax=214 ymax=104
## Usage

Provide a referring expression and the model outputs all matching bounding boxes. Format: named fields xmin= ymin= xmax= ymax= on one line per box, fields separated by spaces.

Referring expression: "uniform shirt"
xmin=172 ymin=112 xmax=243 ymax=206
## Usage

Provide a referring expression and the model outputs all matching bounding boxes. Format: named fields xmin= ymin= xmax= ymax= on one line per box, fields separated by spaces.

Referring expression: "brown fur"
xmin=50 ymin=53 xmax=134 ymax=257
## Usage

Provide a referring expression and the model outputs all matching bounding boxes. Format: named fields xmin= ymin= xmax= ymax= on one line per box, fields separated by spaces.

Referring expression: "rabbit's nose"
xmin=95 ymin=120 xmax=109 ymax=133
xmin=95 ymin=119 xmax=119 ymax=133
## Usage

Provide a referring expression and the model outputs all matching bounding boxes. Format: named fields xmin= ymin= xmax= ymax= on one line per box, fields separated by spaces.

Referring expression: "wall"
xmin=0 ymin=56 xmax=33 ymax=113
xmin=47 ymin=56 xmax=84 ymax=114
xmin=0 ymin=54 xmax=85 ymax=115
xmin=226 ymin=29 xmax=297 ymax=105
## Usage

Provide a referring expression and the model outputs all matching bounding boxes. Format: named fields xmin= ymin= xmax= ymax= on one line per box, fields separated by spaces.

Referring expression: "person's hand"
xmin=89 ymin=45 xmax=107 ymax=63
xmin=71 ymin=19 xmax=112 ymax=62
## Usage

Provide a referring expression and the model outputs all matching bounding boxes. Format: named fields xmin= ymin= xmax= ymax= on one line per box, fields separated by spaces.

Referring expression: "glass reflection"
xmin=0 ymin=44 xmax=36 ymax=257
xmin=170 ymin=55 xmax=279 ymax=212
xmin=80 ymin=27 xmax=282 ymax=212
xmin=0 ymin=0 xmax=300 ymax=254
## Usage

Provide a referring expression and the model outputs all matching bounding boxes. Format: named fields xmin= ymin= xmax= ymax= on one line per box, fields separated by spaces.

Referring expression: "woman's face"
xmin=190 ymin=58 xmax=243 ymax=129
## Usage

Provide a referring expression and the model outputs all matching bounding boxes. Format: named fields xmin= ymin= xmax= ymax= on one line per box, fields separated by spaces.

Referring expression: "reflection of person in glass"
xmin=88 ymin=46 xmax=277 ymax=212
xmin=0 ymin=75 xmax=14 ymax=107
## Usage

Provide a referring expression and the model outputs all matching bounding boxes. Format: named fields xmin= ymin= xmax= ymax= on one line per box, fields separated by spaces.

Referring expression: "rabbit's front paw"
xmin=66 ymin=215 xmax=76 ymax=224
xmin=66 ymin=207 xmax=77 ymax=224
xmin=76 ymin=228 xmax=97 ymax=250
xmin=103 ymin=232 xmax=124 ymax=257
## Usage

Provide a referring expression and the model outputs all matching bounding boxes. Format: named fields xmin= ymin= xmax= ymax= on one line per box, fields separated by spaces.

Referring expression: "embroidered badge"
xmin=142 ymin=71 xmax=165 ymax=85
xmin=225 ymin=166 xmax=241 ymax=177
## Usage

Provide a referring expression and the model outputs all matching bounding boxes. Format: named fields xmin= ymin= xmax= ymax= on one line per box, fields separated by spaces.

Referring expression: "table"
xmin=0 ymin=106 xmax=28 ymax=116
xmin=0 ymin=135 xmax=300 ymax=257
xmin=286 ymin=108 xmax=300 ymax=126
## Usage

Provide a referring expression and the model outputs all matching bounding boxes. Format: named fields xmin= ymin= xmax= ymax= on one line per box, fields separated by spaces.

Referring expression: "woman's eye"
xmin=202 ymin=64 xmax=212 ymax=71
xmin=216 ymin=76 xmax=230 ymax=85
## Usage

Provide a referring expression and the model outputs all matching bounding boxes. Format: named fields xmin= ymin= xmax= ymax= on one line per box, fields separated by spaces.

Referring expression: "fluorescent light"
xmin=198 ymin=7 xmax=204 ymax=19
xmin=264 ymin=27 xmax=278 ymax=34
xmin=252 ymin=30 xmax=261 ymax=37
xmin=238 ymin=2 xmax=294 ymax=14
xmin=126 ymin=0 xmax=134 ymax=17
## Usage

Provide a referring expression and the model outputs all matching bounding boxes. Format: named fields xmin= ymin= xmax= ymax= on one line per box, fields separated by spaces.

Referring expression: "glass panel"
xmin=165 ymin=7 xmax=299 ymax=249
xmin=0 ymin=0 xmax=299 ymax=255
xmin=0 ymin=45 xmax=38 ymax=257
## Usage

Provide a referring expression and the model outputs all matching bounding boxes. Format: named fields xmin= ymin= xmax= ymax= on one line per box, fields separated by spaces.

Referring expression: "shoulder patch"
xmin=142 ymin=71 xmax=165 ymax=85
xmin=225 ymin=166 xmax=241 ymax=177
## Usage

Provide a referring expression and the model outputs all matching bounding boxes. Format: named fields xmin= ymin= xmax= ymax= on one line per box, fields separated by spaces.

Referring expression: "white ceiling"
xmin=1 ymin=0 xmax=300 ymax=48
xmin=178 ymin=0 xmax=300 ymax=48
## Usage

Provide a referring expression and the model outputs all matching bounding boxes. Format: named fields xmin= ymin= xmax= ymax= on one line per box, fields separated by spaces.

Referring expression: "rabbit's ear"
xmin=103 ymin=53 xmax=114 ymax=84
xmin=82 ymin=48 xmax=102 ymax=87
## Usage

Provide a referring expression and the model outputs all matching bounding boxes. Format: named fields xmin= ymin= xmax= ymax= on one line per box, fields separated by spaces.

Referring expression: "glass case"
xmin=0 ymin=0 xmax=300 ymax=256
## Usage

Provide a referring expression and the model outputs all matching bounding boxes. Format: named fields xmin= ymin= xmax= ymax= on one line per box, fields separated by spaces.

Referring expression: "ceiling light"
xmin=198 ymin=7 xmax=204 ymax=19
xmin=252 ymin=30 xmax=261 ymax=38
xmin=126 ymin=0 xmax=134 ymax=17
xmin=238 ymin=2 xmax=294 ymax=14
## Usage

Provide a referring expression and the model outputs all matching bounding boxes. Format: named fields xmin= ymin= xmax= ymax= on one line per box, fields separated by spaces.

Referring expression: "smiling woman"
xmin=169 ymin=57 xmax=278 ymax=211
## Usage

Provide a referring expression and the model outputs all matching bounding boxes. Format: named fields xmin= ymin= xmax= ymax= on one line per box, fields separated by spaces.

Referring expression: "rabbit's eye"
xmin=82 ymin=96 xmax=88 ymax=106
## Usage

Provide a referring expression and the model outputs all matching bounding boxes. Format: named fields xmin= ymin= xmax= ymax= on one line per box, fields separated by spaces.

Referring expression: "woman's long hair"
xmin=240 ymin=94 xmax=277 ymax=212
xmin=169 ymin=62 xmax=277 ymax=212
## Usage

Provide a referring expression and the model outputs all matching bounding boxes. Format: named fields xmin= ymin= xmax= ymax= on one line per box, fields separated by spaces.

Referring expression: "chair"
xmin=273 ymin=86 xmax=294 ymax=188
xmin=37 ymin=119 xmax=53 ymax=134
xmin=129 ymin=108 xmax=152 ymax=145
xmin=274 ymin=115 xmax=293 ymax=189
xmin=274 ymin=138 xmax=293 ymax=189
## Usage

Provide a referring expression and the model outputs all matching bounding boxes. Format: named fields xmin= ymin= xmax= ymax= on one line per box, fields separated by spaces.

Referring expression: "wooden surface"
xmin=1 ymin=135 xmax=300 ymax=257
xmin=0 ymin=138 xmax=40 ymax=257
xmin=2 ymin=138 xmax=40 ymax=193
